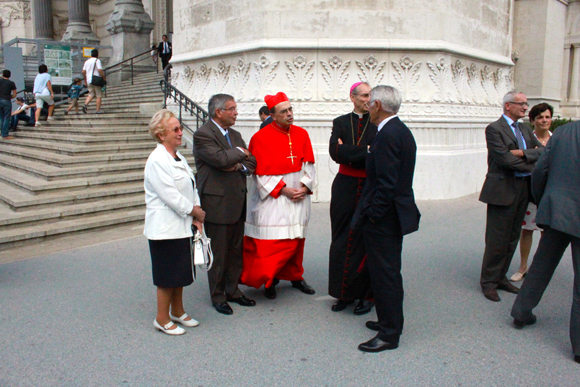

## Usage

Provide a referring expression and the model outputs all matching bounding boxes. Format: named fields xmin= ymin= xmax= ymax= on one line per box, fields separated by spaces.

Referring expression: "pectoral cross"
xmin=287 ymin=139 xmax=296 ymax=164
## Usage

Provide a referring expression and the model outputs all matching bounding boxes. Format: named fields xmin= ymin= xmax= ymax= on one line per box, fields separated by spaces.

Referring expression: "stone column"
xmin=569 ymin=44 xmax=580 ymax=102
xmin=105 ymin=0 xmax=155 ymax=84
xmin=32 ymin=0 xmax=54 ymax=40
xmin=562 ymin=44 xmax=571 ymax=101
xmin=61 ymin=0 xmax=101 ymax=45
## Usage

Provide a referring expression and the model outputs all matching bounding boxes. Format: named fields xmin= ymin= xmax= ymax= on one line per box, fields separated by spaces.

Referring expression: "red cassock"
xmin=240 ymin=122 xmax=316 ymax=289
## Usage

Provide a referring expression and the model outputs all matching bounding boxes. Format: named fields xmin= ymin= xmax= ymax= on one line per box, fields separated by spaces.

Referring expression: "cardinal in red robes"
xmin=241 ymin=92 xmax=317 ymax=299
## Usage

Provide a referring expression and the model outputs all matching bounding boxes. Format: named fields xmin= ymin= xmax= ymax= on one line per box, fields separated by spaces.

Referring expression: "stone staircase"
xmin=0 ymin=71 xmax=181 ymax=250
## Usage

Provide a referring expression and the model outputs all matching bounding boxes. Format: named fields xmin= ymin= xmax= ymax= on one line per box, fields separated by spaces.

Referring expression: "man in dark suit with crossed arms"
xmin=511 ymin=121 xmax=580 ymax=364
xmin=352 ymin=85 xmax=420 ymax=352
xmin=194 ymin=94 xmax=257 ymax=315
xmin=479 ymin=91 xmax=543 ymax=302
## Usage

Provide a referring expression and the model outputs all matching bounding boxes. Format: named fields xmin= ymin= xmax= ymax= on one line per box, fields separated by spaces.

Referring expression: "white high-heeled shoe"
xmin=510 ymin=270 xmax=528 ymax=282
xmin=170 ymin=312 xmax=199 ymax=327
xmin=153 ymin=319 xmax=185 ymax=335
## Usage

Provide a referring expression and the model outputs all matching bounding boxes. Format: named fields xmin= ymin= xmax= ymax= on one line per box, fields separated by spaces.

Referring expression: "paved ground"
xmin=1 ymin=195 xmax=578 ymax=386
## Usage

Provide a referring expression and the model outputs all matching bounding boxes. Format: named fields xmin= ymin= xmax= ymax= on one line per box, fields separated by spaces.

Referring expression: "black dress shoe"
xmin=291 ymin=280 xmax=315 ymax=295
xmin=574 ymin=355 xmax=580 ymax=364
xmin=513 ymin=314 xmax=536 ymax=329
xmin=331 ymin=299 xmax=352 ymax=312
xmin=226 ymin=295 xmax=256 ymax=307
xmin=213 ymin=301 xmax=233 ymax=315
xmin=483 ymin=288 xmax=500 ymax=302
xmin=365 ymin=321 xmax=380 ymax=331
xmin=354 ymin=299 xmax=375 ymax=315
xmin=264 ymin=285 xmax=277 ymax=299
xmin=497 ymin=282 xmax=520 ymax=294
xmin=358 ymin=336 xmax=398 ymax=352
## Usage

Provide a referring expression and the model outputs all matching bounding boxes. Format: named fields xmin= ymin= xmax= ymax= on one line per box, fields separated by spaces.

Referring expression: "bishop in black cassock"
xmin=328 ymin=82 xmax=377 ymax=315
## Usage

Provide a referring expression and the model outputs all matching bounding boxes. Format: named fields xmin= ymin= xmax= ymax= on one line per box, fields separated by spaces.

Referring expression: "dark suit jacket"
xmin=193 ymin=120 xmax=256 ymax=225
xmin=329 ymin=112 xmax=377 ymax=170
xmin=157 ymin=41 xmax=172 ymax=57
xmin=479 ymin=116 xmax=543 ymax=206
xmin=351 ymin=116 xmax=420 ymax=235
xmin=259 ymin=116 xmax=272 ymax=129
xmin=532 ymin=122 xmax=580 ymax=238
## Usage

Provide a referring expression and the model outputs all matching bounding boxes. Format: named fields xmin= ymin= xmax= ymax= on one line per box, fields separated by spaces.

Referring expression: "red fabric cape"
xmin=249 ymin=122 xmax=315 ymax=175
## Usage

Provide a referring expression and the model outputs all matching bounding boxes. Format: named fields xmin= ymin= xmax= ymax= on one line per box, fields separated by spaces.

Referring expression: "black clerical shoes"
xmin=365 ymin=321 xmax=380 ymax=331
xmin=483 ymin=288 xmax=501 ymax=302
xmin=213 ymin=301 xmax=233 ymax=315
xmin=354 ymin=299 xmax=375 ymax=315
xmin=331 ymin=299 xmax=353 ymax=312
xmin=291 ymin=280 xmax=315 ymax=295
xmin=226 ymin=295 xmax=256 ymax=307
xmin=358 ymin=336 xmax=398 ymax=353
xmin=513 ymin=314 xmax=536 ymax=329
xmin=497 ymin=282 xmax=520 ymax=294
xmin=264 ymin=286 xmax=277 ymax=299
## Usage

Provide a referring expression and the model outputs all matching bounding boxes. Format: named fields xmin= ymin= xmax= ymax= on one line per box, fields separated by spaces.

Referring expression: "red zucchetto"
xmin=264 ymin=92 xmax=289 ymax=110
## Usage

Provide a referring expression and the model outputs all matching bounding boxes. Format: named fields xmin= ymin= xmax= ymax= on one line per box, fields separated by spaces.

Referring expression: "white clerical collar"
xmin=211 ymin=118 xmax=229 ymax=136
xmin=352 ymin=111 xmax=364 ymax=119
xmin=377 ymin=115 xmax=398 ymax=132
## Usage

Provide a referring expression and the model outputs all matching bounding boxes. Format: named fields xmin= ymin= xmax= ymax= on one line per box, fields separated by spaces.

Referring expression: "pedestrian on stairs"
xmin=0 ymin=69 xmax=16 ymax=139
xmin=82 ymin=49 xmax=106 ymax=114
xmin=65 ymin=77 xmax=83 ymax=115
xmin=33 ymin=65 xmax=55 ymax=127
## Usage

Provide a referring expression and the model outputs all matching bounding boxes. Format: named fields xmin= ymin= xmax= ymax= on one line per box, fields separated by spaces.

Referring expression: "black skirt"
xmin=148 ymin=237 xmax=194 ymax=288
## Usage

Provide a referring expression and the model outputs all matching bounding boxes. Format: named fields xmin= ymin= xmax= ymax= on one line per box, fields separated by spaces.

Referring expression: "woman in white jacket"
xmin=144 ymin=109 xmax=206 ymax=335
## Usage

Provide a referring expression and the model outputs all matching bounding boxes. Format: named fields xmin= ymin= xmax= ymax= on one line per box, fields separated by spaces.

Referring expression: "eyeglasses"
xmin=509 ymin=101 xmax=529 ymax=107
xmin=220 ymin=106 xmax=237 ymax=112
xmin=172 ymin=125 xmax=184 ymax=133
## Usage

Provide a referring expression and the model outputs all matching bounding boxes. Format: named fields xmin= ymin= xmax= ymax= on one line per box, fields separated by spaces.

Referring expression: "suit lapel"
xmin=499 ymin=117 xmax=518 ymax=145
xmin=209 ymin=120 xmax=231 ymax=149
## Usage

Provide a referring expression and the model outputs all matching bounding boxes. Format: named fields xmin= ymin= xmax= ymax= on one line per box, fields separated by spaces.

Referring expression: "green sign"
xmin=43 ymin=45 xmax=73 ymax=85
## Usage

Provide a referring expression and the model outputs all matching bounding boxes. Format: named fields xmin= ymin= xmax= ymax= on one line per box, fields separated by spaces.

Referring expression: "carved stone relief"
xmin=356 ymin=55 xmax=386 ymax=85
xmin=427 ymin=57 xmax=453 ymax=103
xmin=252 ymin=55 xmax=279 ymax=101
xmin=285 ymin=55 xmax=315 ymax=101
xmin=392 ymin=55 xmax=421 ymax=102
xmin=0 ymin=1 xmax=31 ymax=27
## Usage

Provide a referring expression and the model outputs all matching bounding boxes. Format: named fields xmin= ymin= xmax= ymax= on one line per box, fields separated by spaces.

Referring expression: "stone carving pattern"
xmin=506 ymin=68 xmax=514 ymax=91
xmin=157 ymin=0 xmax=167 ymax=42
xmin=392 ymin=55 xmax=421 ymax=102
xmin=189 ymin=64 xmax=212 ymax=103
xmin=232 ymin=58 xmax=251 ymax=100
xmin=451 ymin=60 xmax=470 ymax=104
xmin=427 ymin=57 xmax=453 ymax=103
xmin=285 ymin=55 xmax=315 ymax=101
xmin=320 ymin=55 xmax=350 ymax=101
xmin=467 ymin=63 xmax=485 ymax=105
xmin=480 ymin=66 xmax=497 ymax=105
xmin=356 ymin=55 xmax=386 ymax=86
xmin=252 ymin=55 xmax=279 ymax=101
xmin=0 ymin=1 xmax=31 ymax=27
xmin=213 ymin=60 xmax=230 ymax=94
xmin=493 ymin=68 xmax=505 ymax=103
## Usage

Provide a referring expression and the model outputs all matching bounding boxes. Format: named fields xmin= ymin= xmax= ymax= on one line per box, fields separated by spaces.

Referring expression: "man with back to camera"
xmin=193 ymin=94 xmax=257 ymax=315
xmin=258 ymin=105 xmax=272 ymax=129
xmin=479 ymin=91 xmax=543 ymax=302
xmin=328 ymin=81 xmax=377 ymax=316
xmin=82 ymin=49 xmax=106 ymax=114
xmin=0 ymin=69 xmax=17 ymax=140
xmin=351 ymin=85 xmax=420 ymax=352
xmin=241 ymin=92 xmax=317 ymax=299
xmin=510 ymin=120 xmax=580 ymax=365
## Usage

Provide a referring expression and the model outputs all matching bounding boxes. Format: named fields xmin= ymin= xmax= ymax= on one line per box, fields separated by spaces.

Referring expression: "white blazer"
xmin=143 ymin=144 xmax=200 ymax=240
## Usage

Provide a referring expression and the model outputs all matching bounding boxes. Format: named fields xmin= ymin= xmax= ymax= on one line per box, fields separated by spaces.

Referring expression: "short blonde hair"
xmin=148 ymin=109 xmax=176 ymax=143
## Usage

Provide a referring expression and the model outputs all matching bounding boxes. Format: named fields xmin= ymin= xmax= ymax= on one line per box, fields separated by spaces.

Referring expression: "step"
xmin=0 ymin=164 xmax=145 ymax=194
xmin=13 ymin=126 xmax=150 ymax=136
xmin=0 ymin=145 xmax=152 ymax=167
xmin=0 ymin=208 xmax=145 ymax=250
xmin=13 ymin=132 xmax=151 ymax=145
xmin=0 ymin=194 xmax=144 ymax=230
xmin=0 ymin=154 xmax=148 ymax=181
xmin=0 ymin=137 xmax=156 ymax=156
xmin=0 ymin=179 xmax=144 ymax=210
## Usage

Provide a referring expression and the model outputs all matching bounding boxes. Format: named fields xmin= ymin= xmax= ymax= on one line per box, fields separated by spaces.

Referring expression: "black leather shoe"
xmin=291 ymin=280 xmax=315 ymax=295
xmin=213 ymin=301 xmax=233 ymax=315
xmin=483 ymin=288 xmax=500 ymax=302
xmin=513 ymin=314 xmax=536 ymax=329
xmin=574 ymin=355 xmax=580 ymax=364
xmin=331 ymin=299 xmax=353 ymax=312
xmin=226 ymin=295 xmax=256 ymax=307
xmin=354 ymin=299 xmax=375 ymax=315
xmin=365 ymin=321 xmax=380 ymax=331
xmin=358 ymin=336 xmax=398 ymax=352
xmin=264 ymin=285 xmax=277 ymax=299
xmin=497 ymin=282 xmax=520 ymax=294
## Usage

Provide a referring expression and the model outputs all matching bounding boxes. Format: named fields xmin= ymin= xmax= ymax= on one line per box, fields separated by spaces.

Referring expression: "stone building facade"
xmin=2 ymin=0 xmax=580 ymax=201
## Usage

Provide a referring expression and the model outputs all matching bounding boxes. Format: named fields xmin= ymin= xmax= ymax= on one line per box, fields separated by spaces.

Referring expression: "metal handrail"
xmin=104 ymin=49 xmax=158 ymax=86
xmin=160 ymin=77 xmax=208 ymax=136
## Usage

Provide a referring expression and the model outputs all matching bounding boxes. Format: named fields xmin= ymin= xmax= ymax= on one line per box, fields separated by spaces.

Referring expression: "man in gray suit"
xmin=479 ymin=91 xmax=543 ymax=302
xmin=194 ymin=94 xmax=257 ymax=315
xmin=511 ymin=122 xmax=580 ymax=364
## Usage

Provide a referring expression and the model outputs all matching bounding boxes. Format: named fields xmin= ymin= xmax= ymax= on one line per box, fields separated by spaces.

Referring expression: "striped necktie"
xmin=512 ymin=122 xmax=525 ymax=150
xmin=224 ymin=131 xmax=232 ymax=148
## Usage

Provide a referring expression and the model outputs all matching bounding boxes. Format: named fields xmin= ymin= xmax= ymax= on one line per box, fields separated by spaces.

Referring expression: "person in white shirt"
xmin=32 ymin=65 xmax=55 ymax=126
xmin=144 ymin=109 xmax=206 ymax=336
xmin=82 ymin=49 xmax=106 ymax=114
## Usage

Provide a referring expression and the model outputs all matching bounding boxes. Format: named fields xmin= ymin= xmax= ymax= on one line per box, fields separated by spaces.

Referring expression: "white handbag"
xmin=191 ymin=225 xmax=213 ymax=278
